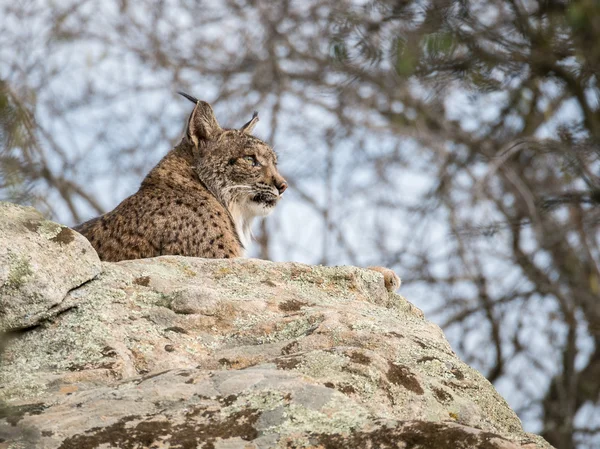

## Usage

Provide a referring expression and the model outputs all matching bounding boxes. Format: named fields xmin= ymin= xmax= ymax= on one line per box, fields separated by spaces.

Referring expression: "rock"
xmin=0 ymin=202 xmax=101 ymax=331
xmin=0 ymin=204 xmax=553 ymax=448
xmin=0 ymin=369 xmax=539 ymax=449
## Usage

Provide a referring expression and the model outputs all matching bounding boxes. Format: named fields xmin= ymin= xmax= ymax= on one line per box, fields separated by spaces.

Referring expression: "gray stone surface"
xmin=0 ymin=368 xmax=539 ymax=449
xmin=0 ymin=203 xmax=553 ymax=448
xmin=0 ymin=202 xmax=101 ymax=331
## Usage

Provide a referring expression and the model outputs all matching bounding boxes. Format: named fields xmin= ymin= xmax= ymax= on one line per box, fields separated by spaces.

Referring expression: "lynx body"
xmin=75 ymin=94 xmax=287 ymax=262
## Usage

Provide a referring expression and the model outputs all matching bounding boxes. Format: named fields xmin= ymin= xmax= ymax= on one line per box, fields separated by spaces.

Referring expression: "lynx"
xmin=75 ymin=93 xmax=400 ymax=291
xmin=75 ymin=92 xmax=287 ymax=261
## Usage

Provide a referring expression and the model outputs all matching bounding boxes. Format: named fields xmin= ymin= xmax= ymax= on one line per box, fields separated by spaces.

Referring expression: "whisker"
xmin=222 ymin=185 xmax=252 ymax=192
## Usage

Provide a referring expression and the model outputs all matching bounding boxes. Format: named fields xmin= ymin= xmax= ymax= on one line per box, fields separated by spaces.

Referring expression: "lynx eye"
xmin=242 ymin=155 xmax=261 ymax=167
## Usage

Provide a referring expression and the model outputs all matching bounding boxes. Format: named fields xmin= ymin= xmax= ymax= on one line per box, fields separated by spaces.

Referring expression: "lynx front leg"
xmin=367 ymin=266 xmax=401 ymax=292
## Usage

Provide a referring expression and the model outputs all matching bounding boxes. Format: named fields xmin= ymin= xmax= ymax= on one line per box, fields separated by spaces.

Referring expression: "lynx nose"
xmin=276 ymin=180 xmax=288 ymax=195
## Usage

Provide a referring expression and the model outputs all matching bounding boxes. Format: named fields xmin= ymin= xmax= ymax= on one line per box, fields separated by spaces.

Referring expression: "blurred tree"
xmin=0 ymin=80 xmax=30 ymax=204
xmin=329 ymin=1 xmax=600 ymax=448
xmin=0 ymin=0 xmax=599 ymax=447
xmin=0 ymin=78 xmax=103 ymax=219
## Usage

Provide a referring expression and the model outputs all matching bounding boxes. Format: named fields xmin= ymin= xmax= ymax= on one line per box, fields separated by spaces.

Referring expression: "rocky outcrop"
xmin=0 ymin=202 xmax=552 ymax=449
xmin=0 ymin=202 xmax=101 ymax=332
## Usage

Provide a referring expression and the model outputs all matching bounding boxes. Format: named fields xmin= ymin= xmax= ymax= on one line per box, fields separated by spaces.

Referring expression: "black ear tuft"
xmin=178 ymin=91 xmax=199 ymax=104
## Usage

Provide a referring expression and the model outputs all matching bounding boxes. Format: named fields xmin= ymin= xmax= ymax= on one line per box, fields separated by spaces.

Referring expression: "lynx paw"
xmin=367 ymin=266 xmax=401 ymax=292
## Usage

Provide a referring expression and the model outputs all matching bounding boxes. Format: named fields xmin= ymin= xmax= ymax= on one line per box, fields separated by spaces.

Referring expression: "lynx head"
xmin=178 ymin=92 xmax=287 ymax=228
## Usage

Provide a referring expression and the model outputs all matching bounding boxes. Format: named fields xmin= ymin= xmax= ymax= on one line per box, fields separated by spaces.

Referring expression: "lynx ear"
xmin=240 ymin=111 xmax=259 ymax=134
xmin=178 ymin=92 xmax=221 ymax=143
xmin=188 ymin=101 xmax=221 ymax=142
